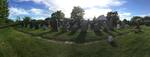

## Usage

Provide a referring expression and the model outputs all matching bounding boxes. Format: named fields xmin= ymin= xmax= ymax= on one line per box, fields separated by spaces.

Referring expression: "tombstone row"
xmin=18 ymin=15 xmax=129 ymax=33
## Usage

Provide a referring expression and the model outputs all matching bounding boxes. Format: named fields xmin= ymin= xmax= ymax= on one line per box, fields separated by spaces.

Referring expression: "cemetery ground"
xmin=14 ymin=26 xmax=129 ymax=43
xmin=0 ymin=26 xmax=150 ymax=57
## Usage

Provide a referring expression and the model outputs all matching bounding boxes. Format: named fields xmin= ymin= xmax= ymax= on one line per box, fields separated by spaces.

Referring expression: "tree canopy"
xmin=0 ymin=0 xmax=9 ymax=24
xmin=106 ymin=11 xmax=120 ymax=28
xmin=51 ymin=10 xmax=65 ymax=21
xmin=71 ymin=6 xmax=85 ymax=20
xmin=131 ymin=16 xmax=143 ymax=22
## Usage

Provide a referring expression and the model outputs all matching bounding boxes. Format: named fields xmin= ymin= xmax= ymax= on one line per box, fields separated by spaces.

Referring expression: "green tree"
xmin=23 ymin=16 xmax=31 ymax=27
xmin=106 ymin=11 xmax=120 ymax=28
xmin=131 ymin=16 xmax=143 ymax=25
xmin=51 ymin=10 xmax=65 ymax=21
xmin=143 ymin=16 xmax=150 ymax=21
xmin=71 ymin=6 xmax=85 ymax=21
xmin=123 ymin=19 xmax=129 ymax=24
xmin=131 ymin=16 xmax=142 ymax=22
xmin=143 ymin=16 xmax=150 ymax=25
xmin=0 ymin=0 xmax=9 ymax=24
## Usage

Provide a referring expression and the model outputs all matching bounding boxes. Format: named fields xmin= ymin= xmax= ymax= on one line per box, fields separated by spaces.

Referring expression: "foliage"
xmin=51 ymin=10 xmax=65 ymax=21
xmin=71 ymin=6 xmax=85 ymax=20
xmin=23 ymin=16 xmax=31 ymax=27
xmin=5 ymin=19 xmax=14 ymax=24
xmin=45 ymin=17 xmax=51 ymax=21
xmin=130 ymin=16 xmax=143 ymax=25
xmin=106 ymin=11 xmax=120 ymax=28
xmin=0 ymin=0 xmax=9 ymax=24
xmin=123 ymin=19 xmax=129 ymax=25
xmin=143 ymin=16 xmax=150 ymax=26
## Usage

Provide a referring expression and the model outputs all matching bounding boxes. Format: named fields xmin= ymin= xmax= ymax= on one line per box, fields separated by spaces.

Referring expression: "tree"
xmin=93 ymin=16 xmax=96 ymax=21
xmin=6 ymin=19 xmax=14 ymax=24
xmin=45 ymin=17 xmax=51 ymax=21
xmin=131 ymin=16 xmax=142 ymax=22
xmin=23 ymin=16 xmax=31 ymax=27
xmin=143 ymin=16 xmax=150 ymax=26
xmin=131 ymin=16 xmax=143 ymax=25
xmin=51 ymin=10 xmax=65 ymax=21
xmin=71 ymin=6 xmax=85 ymax=21
xmin=0 ymin=0 xmax=9 ymax=24
xmin=106 ymin=11 xmax=120 ymax=28
xmin=123 ymin=19 xmax=129 ymax=24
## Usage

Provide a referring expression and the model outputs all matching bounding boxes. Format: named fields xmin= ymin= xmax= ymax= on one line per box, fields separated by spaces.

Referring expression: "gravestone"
xmin=93 ymin=23 xmax=100 ymax=32
xmin=66 ymin=22 xmax=70 ymax=31
xmin=107 ymin=35 xmax=117 ymax=47
xmin=117 ymin=24 xmax=120 ymax=29
xmin=50 ymin=19 xmax=58 ymax=32
xmin=80 ymin=20 xmax=88 ymax=32
xmin=71 ymin=22 xmax=78 ymax=32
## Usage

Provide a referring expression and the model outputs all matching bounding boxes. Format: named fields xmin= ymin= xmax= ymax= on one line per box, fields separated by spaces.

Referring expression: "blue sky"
xmin=8 ymin=0 xmax=150 ymax=20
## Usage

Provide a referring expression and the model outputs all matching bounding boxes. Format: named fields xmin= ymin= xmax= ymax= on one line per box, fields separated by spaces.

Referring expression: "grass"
xmin=16 ymin=27 xmax=120 ymax=42
xmin=0 ymin=26 xmax=150 ymax=57
xmin=15 ymin=27 xmax=51 ymax=35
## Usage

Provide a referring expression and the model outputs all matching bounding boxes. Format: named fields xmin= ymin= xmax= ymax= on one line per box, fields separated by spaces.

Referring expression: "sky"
xmin=8 ymin=0 xmax=150 ymax=20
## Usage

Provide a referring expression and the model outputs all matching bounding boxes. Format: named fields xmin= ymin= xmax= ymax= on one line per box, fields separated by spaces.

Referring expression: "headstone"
xmin=93 ymin=23 xmax=100 ymax=32
xmin=80 ymin=20 xmax=88 ymax=32
xmin=90 ymin=21 xmax=94 ymax=30
xmin=71 ymin=22 xmax=78 ymax=32
xmin=108 ymin=35 xmax=113 ymax=43
xmin=50 ymin=19 xmax=58 ymax=32
xmin=117 ymin=24 xmax=120 ymax=29
xmin=107 ymin=35 xmax=117 ymax=47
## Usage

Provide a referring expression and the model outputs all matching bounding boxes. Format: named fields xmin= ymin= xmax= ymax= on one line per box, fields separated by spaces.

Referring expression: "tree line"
xmin=0 ymin=0 xmax=150 ymax=26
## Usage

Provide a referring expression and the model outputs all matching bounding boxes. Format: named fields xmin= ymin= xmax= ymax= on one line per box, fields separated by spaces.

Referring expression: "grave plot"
xmin=14 ymin=25 xmax=130 ymax=43
xmin=41 ymin=30 xmax=108 ymax=43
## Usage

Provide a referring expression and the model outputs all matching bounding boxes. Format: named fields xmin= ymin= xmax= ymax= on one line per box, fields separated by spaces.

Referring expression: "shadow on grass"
xmin=74 ymin=31 xmax=87 ymax=43
xmin=68 ymin=31 xmax=77 ymax=36
xmin=54 ymin=31 xmax=66 ymax=36
xmin=94 ymin=30 xmax=103 ymax=36
xmin=38 ymin=30 xmax=54 ymax=36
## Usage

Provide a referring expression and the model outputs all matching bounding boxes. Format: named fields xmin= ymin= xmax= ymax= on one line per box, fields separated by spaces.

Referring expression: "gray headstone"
xmin=80 ymin=20 xmax=88 ymax=32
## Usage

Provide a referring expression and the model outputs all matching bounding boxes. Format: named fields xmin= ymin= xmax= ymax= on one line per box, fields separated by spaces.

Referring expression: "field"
xmin=0 ymin=26 xmax=150 ymax=57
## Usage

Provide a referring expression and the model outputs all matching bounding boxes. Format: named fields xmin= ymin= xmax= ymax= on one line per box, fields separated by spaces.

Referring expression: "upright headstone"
xmin=117 ymin=24 xmax=120 ymax=29
xmin=107 ymin=35 xmax=117 ymax=47
xmin=93 ymin=23 xmax=100 ymax=32
xmin=80 ymin=20 xmax=88 ymax=32
xmin=71 ymin=22 xmax=78 ymax=32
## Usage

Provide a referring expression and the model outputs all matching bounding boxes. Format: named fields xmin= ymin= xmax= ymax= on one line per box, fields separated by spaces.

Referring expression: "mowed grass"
xmin=16 ymin=27 xmax=117 ymax=42
xmin=0 ymin=26 xmax=150 ymax=57
xmin=15 ymin=27 xmax=51 ymax=35
xmin=42 ymin=30 xmax=108 ymax=42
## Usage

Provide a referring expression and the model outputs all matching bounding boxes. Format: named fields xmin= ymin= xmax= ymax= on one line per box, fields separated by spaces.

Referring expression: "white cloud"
xmin=119 ymin=12 xmax=132 ymax=20
xmin=30 ymin=8 xmax=44 ymax=15
xmin=84 ymin=8 xmax=112 ymax=19
xmin=18 ymin=0 xmax=126 ymax=20
xmin=9 ymin=7 xmax=50 ymax=19
xmin=9 ymin=7 xmax=29 ymax=16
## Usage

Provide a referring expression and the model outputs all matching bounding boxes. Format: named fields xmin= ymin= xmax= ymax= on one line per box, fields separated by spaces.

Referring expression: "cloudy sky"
xmin=9 ymin=0 xmax=150 ymax=20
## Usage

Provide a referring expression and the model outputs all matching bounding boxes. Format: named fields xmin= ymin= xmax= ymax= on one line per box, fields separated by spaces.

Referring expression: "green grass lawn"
xmin=15 ymin=27 xmax=51 ymax=35
xmin=16 ymin=27 xmax=128 ymax=42
xmin=0 ymin=26 xmax=150 ymax=57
